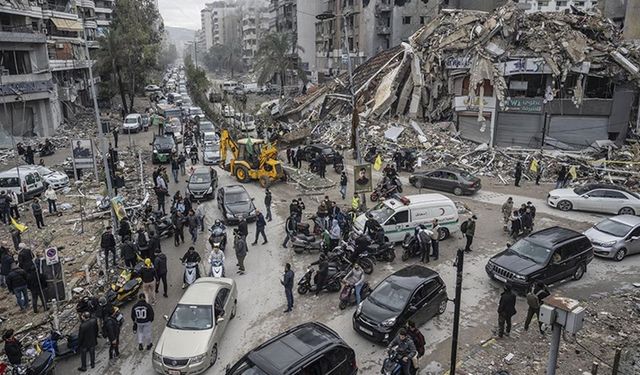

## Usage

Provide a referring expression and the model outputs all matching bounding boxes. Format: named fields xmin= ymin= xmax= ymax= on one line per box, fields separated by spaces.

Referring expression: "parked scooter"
xmin=367 ymin=241 xmax=396 ymax=262
xmin=381 ymin=347 xmax=418 ymax=375
xmin=106 ymin=263 xmax=143 ymax=306
xmin=338 ymin=282 xmax=372 ymax=310
xmin=209 ymin=259 xmax=224 ymax=278
xmin=297 ymin=265 xmax=346 ymax=295
xmin=10 ymin=351 xmax=55 ymax=375
xmin=327 ymin=242 xmax=375 ymax=275
xmin=146 ymin=213 xmax=174 ymax=239
xmin=292 ymin=232 xmax=326 ymax=254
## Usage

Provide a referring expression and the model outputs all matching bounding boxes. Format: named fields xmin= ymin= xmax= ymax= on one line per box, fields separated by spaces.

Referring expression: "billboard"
xmin=71 ymin=139 xmax=96 ymax=170
xmin=353 ymin=164 xmax=372 ymax=193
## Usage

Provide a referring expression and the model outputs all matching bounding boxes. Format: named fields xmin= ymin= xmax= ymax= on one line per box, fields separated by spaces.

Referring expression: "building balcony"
xmin=86 ymin=40 xmax=100 ymax=48
xmin=243 ymin=24 xmax=256 ymax=32
xmin=0 ymin=72 xmax=52 ymax=85
xmin=0 ymin=26 xmax=47 ymax=43
xmin=80 ymin=0 xmax=95 ymax=9
xmin=376 ymin=25 xmax=391 ymax=34
xmin=95 ymin=6 xmax=113 ymax=14
xmin=84 ymin=20 xmax=97 ymax=29
xmin=375 ymin=3 xmax=392 ymax=13
xmin=96 ymin=19 xmax=110 ymax=26
xmin=49 ymin=59 xmax=95 ymax=71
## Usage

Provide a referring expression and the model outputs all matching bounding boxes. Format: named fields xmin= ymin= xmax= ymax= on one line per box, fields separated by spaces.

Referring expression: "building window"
xmin=0 ymin=50 xmax=32 ymax=75
xmin=419 ymin=16 xmax=425 ymax=24
xmin=402 ymin=16 xmax=411 ymax=25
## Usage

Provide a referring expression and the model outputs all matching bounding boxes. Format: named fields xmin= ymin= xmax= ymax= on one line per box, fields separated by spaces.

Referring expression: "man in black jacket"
xmin=281 ymin=263 xmax=294 ymax=313
xmin=103 ymin=309 xmax=121 ymax=360
xmin=251 ymin=210 xmax=267 ymax=245
xmin=147 ymin=231 xmax=161 ymax=264
xmin=0 ymin=244 xmax=13 ymax=288
xmin=6 ymin=264 xmax=29 ymax=311
xmin=140 ymin=258 xmax=157 ymax=305
xmin=172 ymin=211 xmax=186 ymax=247
xmin=101 ymin=226 xmax=117 ymax=269
xmin=17 ymin=243 xmax=33 ymax=271
xmin=282 ymin=213 xmax=297 ymax=248
xmin=3 ymin=329 xmax=22 ymax=365
xmin=524 ymin=282 xmax=550 ymax=334
xmin=77 ymin=312 xmax=99 ymax=371
xmin=153 ymin=249 xmax=168 ymax=297
xmin=497 ymin=284 xmax=517 ymax=338
xmin=131 ymin=294 xmax=154 ymax=351
xmin=238 ymin=218 xmax=248 ymax=240
xmin=26 ymin=266 xmax=47 ymax=313
xmin=339 ymin=171 xmax=347 ymax=200
xmin=120 ymin=239 xmax=138 ymax=268
xmin=264 ymin=188 xmax=272 ymax=221
xmin=118 ymin=218 xmax=132 ymax=242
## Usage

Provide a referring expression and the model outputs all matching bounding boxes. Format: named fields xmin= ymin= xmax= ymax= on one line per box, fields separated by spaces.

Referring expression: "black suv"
xmin=217 ymin=185 xmax=256 ymax=224
xmin=151 ymin=135 xmax=176 ymax=164
xmin=225 ymin=322 xmax=358 ymax=375
xmin=301 ymin=144 xmax=337 ymax=163
xmin=486 ymin=226 xmax=594 ymax=291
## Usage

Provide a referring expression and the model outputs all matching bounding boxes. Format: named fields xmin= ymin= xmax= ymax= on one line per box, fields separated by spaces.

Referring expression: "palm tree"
xmin=253 ymin=32 xmax=308 ymax=96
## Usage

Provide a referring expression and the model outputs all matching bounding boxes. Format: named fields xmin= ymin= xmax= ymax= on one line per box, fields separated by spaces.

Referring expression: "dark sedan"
xmin=353 ymin=265 xmax=447 ymax=343
xmin=409 ymin=168 xmax=481 ymax=196
xmin=217 ymin=185 xmax=257 ymax=224
xmin=186 ymin=167 xmax=217 ymax=201
xmin=301 ymin=144 xmax=337 ymax=163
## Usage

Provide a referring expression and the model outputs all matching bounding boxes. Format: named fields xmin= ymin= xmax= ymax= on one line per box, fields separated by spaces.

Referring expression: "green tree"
xmin=253 ymin=32 xmax=307 ymax=95
xmin=204 ymin=44 xmax=244 ymax=77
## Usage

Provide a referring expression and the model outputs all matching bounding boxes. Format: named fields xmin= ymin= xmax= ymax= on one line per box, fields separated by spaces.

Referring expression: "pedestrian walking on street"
xmin=118 ymin=217 xmax=132 ymax=242
xmin=238 ymin=218 xmax=248 ymax=240
xmin=103 ymin=308 xmax=121 ymax=360
xmin=430 ymin=219 xmax=440 ymax=260
xmin=264 ymin=188 xmax=272 ymax=221
xmin=17 ymin=243 xmax=33 ymax=272
xmin=153 ymin=249 xmax=168 ymax=298
xmin=281 ymin=263 xmax=294 ymax=313
xmin=26 ymin=266 xmax=47 ymax=313
xmin=351 ymin=194 xmax=360 ymax=212
xmin=187 ymin=210 xmax=199 ymax=244
xmin=24 ymin=146 xmax=35 ymax=165
xmin=295 ymin=148 xmax=303 ymax=168
xmin=501 ymin=197 xmax=513 ymax=232
xmin=120 ymin=239 xmax=138 ymax=268
xmin=555 ymin=165 xmax=567 ymax=189
xmin=131 ymin=294 xmax=154 ymax=351
xmin=524 ymin=282 xmax=550 ymax=334
xmin=8 ymin=190 xmax=19 ymax=219
xmin=77 ymin=312 xmax=99 ymax=371
xmin=514 ymin=162 xmax=523 ymax=187
xmin=140 ymin=258 xmax=157 ymax=305
xmin=44 ymin=185 xmax=57 ymax=214
xmin=178 ymin=152 xmax=187 ymax=176
xmin=195 ymin=202 xmax=205 ymax=232
xmin=170 ymin=156 xmax=180 ymax=183
xmin=497 ymin=284 xmax=517 ymax=338
xmin=31 ymin=198 xmax=44 ymax=229
xmin=101 ymin=226 xmax=117 ymax=269
xmin=173 ymin=211 xmax=186 ymax=246
xmin=282 ymin=213 xmax=296 ymax=248
xmin=339 ymin=171 xmax=347 ymax=200
xmin=0 ymin=244 xmax=14 ymax=288
xmin=6 ymin=264 xmax=29 ymax=311
xmin=535 ymin=161 xmax=544 ymax=185
xmin=111 ymin=125 xmax=119 ymax=149
xmin=0 ymin=191 xmax=10 ymax=224
xmin=461 ymin=215 xmax=476 ymax=253
xmin=3 ymin=329 xmax=22 ymax=366
xmin=252 ymin=210 xmax=268 ymax=245
xmin=136 ymin=227 xmax=150 ymax=260
xmin=234 ymin=230 xmax=247 ymax=274
xmin=417 ymin=225 xmax=432 ymax=263
xmin=9 ymin=226 xmax=20 ymax=252
xmin=286 ymin=148 xmax=292 ymax=164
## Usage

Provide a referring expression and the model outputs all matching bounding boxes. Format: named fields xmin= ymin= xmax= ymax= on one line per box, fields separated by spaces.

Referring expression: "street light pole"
xmin=450 ymin=248 xmax=465 ymax=375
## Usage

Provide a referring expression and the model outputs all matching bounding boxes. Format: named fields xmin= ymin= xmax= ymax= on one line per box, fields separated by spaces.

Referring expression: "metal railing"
xmin=0 ymin=25 xmax=39 ymax=33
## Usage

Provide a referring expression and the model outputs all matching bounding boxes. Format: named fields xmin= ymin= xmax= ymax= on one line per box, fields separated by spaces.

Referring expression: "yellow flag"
xmin=10 ymin=217 xmax=28 ymax=233
xmin=568 ymin=165 xmax=577 ymax=180
xmin=530 ymin=159 xmax=539 ymax=173
xmin=373 ymin=155 xmax=382 ymax=171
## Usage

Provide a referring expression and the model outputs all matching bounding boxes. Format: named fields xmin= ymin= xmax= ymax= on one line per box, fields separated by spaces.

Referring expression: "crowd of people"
xmin=501 ymin=198 xmax=537 ymax=239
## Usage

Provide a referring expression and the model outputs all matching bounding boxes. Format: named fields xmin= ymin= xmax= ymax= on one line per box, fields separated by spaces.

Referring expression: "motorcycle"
xmin=208 ymin=225 xmax=227 ymax=252
xmin=10 ymin=350 xmax=55 ymax=375
xmin=367 ymin=241 xmax=396 ymax=262
xmin=370 ymin=178 xmax=403 ymax=202
xmin=381 ymin=348 xmax=418 ymax=375
xmin=147 ymin=213 xmax=174 ymax=239
xmin=183 ymin=262 xmax=199 ymax=287
xmin=292 ymin=232 xmax=325 ymax=254
xmin=401 ymin=232 xmax=422 ymax=261
xmin=297 ymin=265 xmax=345 ymax=295
xmin=106 ymin=263 xmax=143 ymax=306
xmin=38 ymin=143 xmax=55 ymax=157
xmin=209 ymin=259 xmax=224 ymax=278
xmin=40 ymin=330 xmax=79 ymax=360
xmin=394 ymin=149 xmax=418 ymax=173
xmin=338 ymin=282 xmax=372 ymax=310
xmin=296 ymin=216 xmax=324 ymax=236
xmin=328 ymin=242 xmax=374 ymax=275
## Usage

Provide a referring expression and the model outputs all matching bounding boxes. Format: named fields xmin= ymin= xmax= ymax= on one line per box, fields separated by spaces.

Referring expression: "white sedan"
xmin=21 ymin=165 xmax=69 ymax=189
xmin=547 ymin=184 xmax=640 ymax=215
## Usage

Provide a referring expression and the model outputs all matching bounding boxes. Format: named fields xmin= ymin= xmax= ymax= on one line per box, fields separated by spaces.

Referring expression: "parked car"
xmin=122 ymin=113 xmax=142 ymax=133
xmin=300 ymin=143 xmax=337 ymax=163
xmin=485 ymin=226 xmax=594 ymax=291
xmin=152 ymin=278 xmax=237 ymax=374
xmin=353 ymin=265 xmax=447 ymax=343
xmin=189 ymin=107 xmax=204 ymax=120
xmin=203 ymin=144 xmax=221 ymax=165
xmin=409 ymin=168 xmax=481 ymax=196
xmin=187 ymin=167 xmax=218 ymax=201
xmin=20 ymin=165 xmax=69 ymax=190
xmin=151 ymin=135 xmax=176 ymax=164
xmin=144 ymin=84 xmax=161 ymax=93
xmin=547 ymin=184 xmax=640 ymax=215
xmin=583 ymin=215 xmax=640 ymax=261
xmin=165 ymin=118 xmax=183 ymax=144
xmin=0 ymin=167 xmax=45 ymax=202
xmin=217 ymin=185 xmax=256 ymax=224
xmin=225 ymin=322 xmax=358 ymax=375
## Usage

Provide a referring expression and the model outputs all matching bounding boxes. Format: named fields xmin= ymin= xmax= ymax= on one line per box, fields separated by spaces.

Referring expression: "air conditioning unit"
xmin=56 ymin=43 xmax=64 ymax=49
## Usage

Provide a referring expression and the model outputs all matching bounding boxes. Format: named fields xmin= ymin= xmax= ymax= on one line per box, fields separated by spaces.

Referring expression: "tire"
xmin=557 ymin=200 xmax=573 ymax=211
xmin=414 ymin=179 xmax=423 ymax=189
xmin=360 ymin=258 xmax=374 ymax=274
xmin=370 ymin=192 xmax=379 ymax=202
xmin=235 ymin=165 xmax=250 ymax=183
xmin=230 ymin=300 xmax=237 ymax=319
xmin=387 ymin=250 xmax=396 ymax=262
xmin=453 ymin=187 xmax=463 ymax=196
xmin=339 ymin=300 xmax=347 ymax=310
xmin=298 ymin=284 xmax=309 ymax=295
xmin=209 ymin=344 xmax=218 ymax=368
xmin=437 ymin=299 xmax=447 ymax=315
xmin=401 ymin=251 xmax=409 ymax=261
xmin=614 ymin=248 xmax=627 ymax=261
xmin=329 ymin=280 xmax=341 ymax=292
xmin=618 ymin=207 xmax=635 ymax=215
xmin=438 ymin=228 xmax=450 ymax=241
xmin=572 ymin=263 xmax=585 ymax=280
xmin=397 ymin=184 xmax=403 ymax=193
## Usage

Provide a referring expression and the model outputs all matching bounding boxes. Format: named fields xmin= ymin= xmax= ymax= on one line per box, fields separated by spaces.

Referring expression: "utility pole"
xmin=449 ymin=248 xmax=465 ymax=375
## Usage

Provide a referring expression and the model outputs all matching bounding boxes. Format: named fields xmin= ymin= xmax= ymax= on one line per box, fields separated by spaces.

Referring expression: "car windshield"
xmin=508 ymin=239 xmax=552 ymax=264
xmin=200 ymin=122 xmax=215 ymax=132
xmin=167 ymin=304 xmax=213 ymax=330
xmin=190 ymin=173 xmax=210 ymax=184
xmin=321 ymin=148 xmax=333 ymax=154
xmin=368 ymin=203 xmax=395 ymax=224
xmin=226 ymin=192 xmax=250 ymax=205
xmin=368 ymin=280 xmax=412 ymax=312
xmin=125 ymin=118 xmax=138 ymax=123
xmin=594 ymin=219 xmax=632 ymax=237
xmin=154 ymin=137 xmax=174 ymax=147
xmin=205 ymin=145 xmax=219 ymax=152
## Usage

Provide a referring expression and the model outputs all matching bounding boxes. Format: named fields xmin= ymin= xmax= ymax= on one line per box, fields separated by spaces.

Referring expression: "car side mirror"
xmin=217 ymin=317 xmax=225 ymax=323
xmin=582 ymin=194 xmax=589 ymax=198
xmin=629 ymin=236 xmax=639 ymax=241
xmin=163 ymin=315 xmax=168 ymax=321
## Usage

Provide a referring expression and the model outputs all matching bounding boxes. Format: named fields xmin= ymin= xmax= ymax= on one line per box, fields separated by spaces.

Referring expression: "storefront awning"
xmin=51 ymin=18 xmax=83 ymax=32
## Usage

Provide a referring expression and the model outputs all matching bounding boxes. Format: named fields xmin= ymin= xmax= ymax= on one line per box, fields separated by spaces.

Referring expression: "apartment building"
xmin=200 ymin=1 xmax=241 ymax=49
xmin=201 ymin=6 xmax=214 ymax=50
xmin=315 ymin=0 xmax=439 ymax=79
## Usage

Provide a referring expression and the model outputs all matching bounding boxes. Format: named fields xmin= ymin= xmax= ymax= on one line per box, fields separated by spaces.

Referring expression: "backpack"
xmin=460 ymin=220 xmax=468 ymax=234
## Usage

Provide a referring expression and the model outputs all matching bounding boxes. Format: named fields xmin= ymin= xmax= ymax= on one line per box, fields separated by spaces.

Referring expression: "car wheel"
xmin=438 ymin=228 xmax=450 ymax=241
xmin=209 ymin=344 xmax=218 ymax=368
xmin=437 ymin=299 xmax=447 ymax=315
xmin=230 ymin=300 xmax=237 ymax=319
xmin=387 ymin=250 xmax=396 ymax=262
xmin=329 ymin=280 xmax=342 ymax=292
xmin=557 ymin=200 xmax=573 ymax=211
xmin=618 ymin=207 xmax=635 ymax=215
xmin=572 ymin=263 xmax=585 ymax=280
xmin=614 ymin=248 xmax=627 ymax=261
xmin=414 ymin=179 xmax=423 ymax=189
xmin=453 ymin=187 xmax=463 ymax=196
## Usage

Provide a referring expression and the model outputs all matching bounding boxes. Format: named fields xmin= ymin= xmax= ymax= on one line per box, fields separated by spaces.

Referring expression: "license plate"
xmin=168 ymin=370 xmax=181 ymax=375
xmin=359 ymin=326 xmax=374 ymax=336
xmin=494 ymin=274 xmax=507 ymax=283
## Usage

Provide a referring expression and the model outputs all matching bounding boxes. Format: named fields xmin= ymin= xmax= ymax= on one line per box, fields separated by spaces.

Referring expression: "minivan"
xmin=226 ymin=322 xmax=358 ymax=375
xmin=0 ymin=167 xmax=46 ymax=202
xmin=122 ymin=113 xmax=142 ymax=133
xmin=353 ymin=194 xmax=459 ymax=243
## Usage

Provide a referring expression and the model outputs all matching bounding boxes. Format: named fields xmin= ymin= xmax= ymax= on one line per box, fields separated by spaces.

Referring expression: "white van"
xmin=353 ymin=194 xmax=459 ymax=243
xmin=222 ymin=81 xmax=238 ymax=93
xmin=0 ymin=167 xmax=46 ymax=202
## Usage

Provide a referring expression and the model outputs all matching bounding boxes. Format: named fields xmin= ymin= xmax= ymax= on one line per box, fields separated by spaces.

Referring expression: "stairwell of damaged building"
xmin=0 ymin=0 xmax=112 ymax=146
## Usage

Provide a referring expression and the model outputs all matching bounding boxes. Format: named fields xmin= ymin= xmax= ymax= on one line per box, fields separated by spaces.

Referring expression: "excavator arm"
xmin=219 ymin=129 xmax=239 ymax=167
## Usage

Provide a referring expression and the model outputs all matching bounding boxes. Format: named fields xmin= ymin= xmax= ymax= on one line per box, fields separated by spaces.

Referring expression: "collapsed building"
xmin=279 ymin=1 xmax=640 ymax=152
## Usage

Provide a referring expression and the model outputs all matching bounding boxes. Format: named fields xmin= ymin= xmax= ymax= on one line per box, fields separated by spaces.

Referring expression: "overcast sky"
xmin=158 ymin=0 xmax=207 ymax=30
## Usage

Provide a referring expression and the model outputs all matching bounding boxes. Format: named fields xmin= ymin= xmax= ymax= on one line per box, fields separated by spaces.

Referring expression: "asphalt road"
xmin=52 ymin=128 xmax=640 ymax=375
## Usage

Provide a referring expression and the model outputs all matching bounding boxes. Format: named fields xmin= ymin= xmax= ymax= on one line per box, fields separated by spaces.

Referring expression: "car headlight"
xmin=206 ymin=187 xmax=213 ymax=194
xmin=513 ymin=273 xmax=527 ymax=281
xmin=381 ymin=317 xmax=396 ymax=327
xmin=226 ymin=212 xmax=234 ymax=218
xmin=356 ymin=302 xmax=363 ymax=315
xmin=153 ymin=150 xmax=158 ymax=154
xmin=152 ymin=351 xmax=162 ymax=361
xmin=191 ymin=353 xmax=207 ymax=363
xmin=601 ymin=241 xmax=617 ymax=247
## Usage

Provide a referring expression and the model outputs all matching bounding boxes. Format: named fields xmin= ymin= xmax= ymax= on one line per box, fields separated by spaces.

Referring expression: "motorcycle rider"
xmin=208 ymin=245 xmax=225 ymax=277
xmin=363 ymin=213 xmax=380 ymax=237
xmin=342 ymin=263 xmax=365 ymax=304
xmin=41 ymin=138 xmax=54 ymax=155
xmin=179 ymin=246 xmax=201 ymax=288
xmin=310 ymin=257 xmax=329 ymax=296
xmin=209 ymin=220 xmax=227 ymax=250
xmin=406 ymin=320 xmax=426 ymax=368
xmin=76 ymin=295 xmax=99 ymax=317
xmin=387 ymin=328 xmax=417 ymax=375
xmin=329 ymin=219 xmax=342 ymax=249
